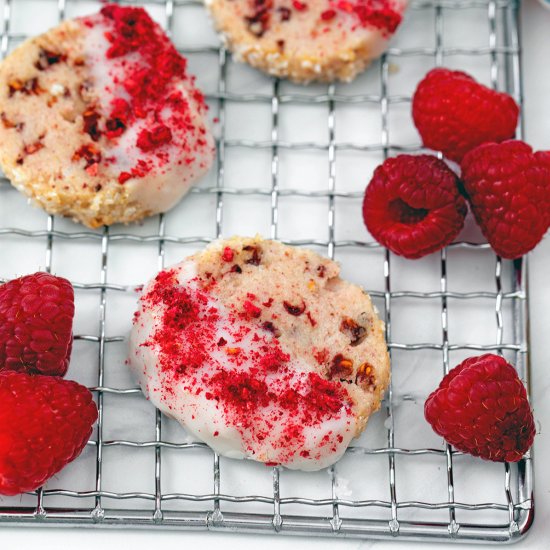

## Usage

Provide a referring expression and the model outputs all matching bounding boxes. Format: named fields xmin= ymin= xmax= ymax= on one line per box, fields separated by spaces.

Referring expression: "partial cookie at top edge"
xmin=205 ymin=0 xmax=408 ymax=83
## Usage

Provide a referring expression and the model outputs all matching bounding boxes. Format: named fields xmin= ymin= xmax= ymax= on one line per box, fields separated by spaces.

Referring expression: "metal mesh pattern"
xmin=0 ymin=0 xmax=534 ymax=543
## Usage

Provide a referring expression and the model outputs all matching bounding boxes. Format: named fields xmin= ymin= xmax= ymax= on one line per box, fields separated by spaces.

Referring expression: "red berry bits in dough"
xmin=362 ymin=154 xmax=467 ymax=259
xmin=0 ymin=273 xmax=74 ymax=377
xmin=461 ymin=140 xmax=550 ymax=259
xmin=412 ymin=68 xmax=519 ymax=163
xmin=0 ymin=371 xmax=98 ymax=495
xmin=205 ymin=0 xmax=409 ymax=83
xmin=425 ymin=354 xmax=535 ymax=463
xmin=129 ymin=236 xmax=390 ymax=470
xmin=0 ymin=5 xmax=215 ymax=228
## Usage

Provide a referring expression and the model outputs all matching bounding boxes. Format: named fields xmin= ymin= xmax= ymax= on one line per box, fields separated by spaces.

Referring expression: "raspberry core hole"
xmin=388 ymin=199 xmax=428 ymax=225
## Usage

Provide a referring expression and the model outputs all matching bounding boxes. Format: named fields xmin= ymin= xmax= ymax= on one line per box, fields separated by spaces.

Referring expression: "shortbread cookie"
xmin=129 ymin=236 xmax=389 ymax=470
xmin=0 ymin=5 xmax=215 ymax=228
xmin=205 ymin=0 xmax=408 ymax=83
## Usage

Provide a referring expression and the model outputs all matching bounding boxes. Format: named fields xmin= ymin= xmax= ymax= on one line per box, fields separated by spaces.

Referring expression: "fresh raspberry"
xmin=362 ymin=154 xmax=467 ymax=259
xmin=0 ymin=273 xmax=74 ymax=376
xmin=0 ymin=371 xmax=98 ymax=495
xmin=424 ymin=354 xmax=535 ymax=463
xmin=461 ymin=140 xmax=550 ymax=259
xmin=412 ymin=68 xmax=519 ymax=162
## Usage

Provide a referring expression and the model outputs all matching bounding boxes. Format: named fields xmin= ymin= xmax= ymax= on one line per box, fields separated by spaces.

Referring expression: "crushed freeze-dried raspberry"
xmin=136 ymin=125 xmax=173 ymax=152
xmin=76 ymin=6 xmax=211 ymax=183
xmin=292 ymin=0 xmax=307 ymax=11
xmin=136 ymin=266 xmax=354 ymax=465
xmin=321 ymin=9 xmax=337 ymax=21
xmin=35 ymin=48 xmax=67 ymax=70
xmin=222 ymin=247 xmax=234 ymax=262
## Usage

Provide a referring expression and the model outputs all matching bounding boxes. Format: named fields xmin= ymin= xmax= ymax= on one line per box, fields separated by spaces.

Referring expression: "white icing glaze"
xmin=81 ymin=19 xmax=120 ymax=100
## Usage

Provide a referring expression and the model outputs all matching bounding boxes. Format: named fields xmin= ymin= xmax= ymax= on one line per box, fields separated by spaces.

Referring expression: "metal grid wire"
xmin=0 ymin=0 xmax=534 ymax=543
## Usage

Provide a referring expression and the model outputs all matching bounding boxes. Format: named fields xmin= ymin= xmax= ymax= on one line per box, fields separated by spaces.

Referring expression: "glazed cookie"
xmin=0 ymin=5 xmax=215 ymax=228
xmin=205 ymin=0 xmax=409 ymax=83
xmin=129 ymin=236 xmax=390 ymax=470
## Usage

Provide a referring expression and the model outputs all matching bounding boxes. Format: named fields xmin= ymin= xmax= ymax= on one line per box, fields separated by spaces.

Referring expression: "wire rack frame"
xmin=0 ymin=0 xmax=534 ymax=544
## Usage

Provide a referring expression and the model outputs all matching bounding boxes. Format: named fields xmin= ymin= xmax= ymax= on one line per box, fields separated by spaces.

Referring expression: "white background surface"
xmin=1 ymin=0 xmax=549 ymax=548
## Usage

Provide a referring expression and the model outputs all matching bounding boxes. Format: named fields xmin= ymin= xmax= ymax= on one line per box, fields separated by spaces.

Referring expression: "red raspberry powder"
xmin=138 ymin=268 xmax=354 ymax=464
xmin=292 ymin=1 xmax=308 ymax=11
xmin=82 ymin=6 xmax=209 ymax=182
xmin=321 ymin=9 xmax=337 ymax=21
xmin=136 ymin=125 xmax=173 ymax=152
xmin=221 ymin=247 xmax=234 ymax=262
xmin=334 ymin=1 xmax=402 ymax=33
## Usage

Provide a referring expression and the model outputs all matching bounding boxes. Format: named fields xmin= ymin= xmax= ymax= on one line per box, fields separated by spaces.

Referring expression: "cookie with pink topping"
xmin=205 ymin=0 xmax=408 ymax=83
xmin=129 ymin=236 xmax=390 ymax=470
xmin=0 ymin=5 xmax=215 ymax=228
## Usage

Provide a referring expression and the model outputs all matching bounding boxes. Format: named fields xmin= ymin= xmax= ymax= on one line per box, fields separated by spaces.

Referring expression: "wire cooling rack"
xmin=0 ymin=0 xmax=534 ymax=544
